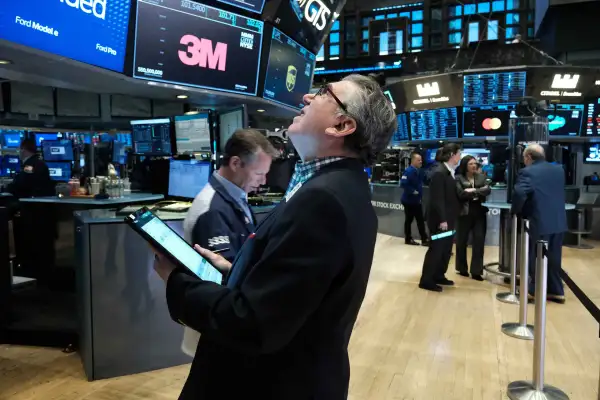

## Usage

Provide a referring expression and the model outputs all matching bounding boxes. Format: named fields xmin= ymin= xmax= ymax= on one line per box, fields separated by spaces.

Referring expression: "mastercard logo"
xmin=481 ymin=117 xmax=503 ymax=130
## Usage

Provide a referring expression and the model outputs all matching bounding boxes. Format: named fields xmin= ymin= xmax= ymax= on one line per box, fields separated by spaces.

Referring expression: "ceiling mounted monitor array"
xmin=175 ymin=113 xmax=211 ymax=153
xmin=546 ymin=104 xmax=584 ymax=137
xmin=390 ymin=114 xmax=409 ymax=146
xmin=262 ymin=28 xmax=316 ymax=109
xmin=463 ymin=71 xmax=528 ymax=107
xmin=400 ymin=73 xmax=464 ymax=112
xmin=133 ymin=0 xmax=264 ymax=95
xmin=462 ymin=104 xmax=516 ymax=138
xmin=218 ymin=0 xmax=266 ymax=14
xmin=409 ymin=107 xmax=459 ymax=141
xmin=0 ymin=0 xmax=131 ymax=72
xmin=585 ymin=98 xmax=600 ymax=137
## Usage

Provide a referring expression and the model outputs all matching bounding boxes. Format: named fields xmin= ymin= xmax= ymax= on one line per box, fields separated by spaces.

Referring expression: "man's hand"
xmin=154 ymin=252 xmax=176 ymax=282
xmin=439 ymin=221 xmax=448 ymax=231
xmin=464 ymin=188 xmax=476 ymax=193
xmin=194 ymin=245 xmax=233 ymax=275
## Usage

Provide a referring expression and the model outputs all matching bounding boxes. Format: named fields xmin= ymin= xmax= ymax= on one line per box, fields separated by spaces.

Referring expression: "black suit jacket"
xmin=511 ymin=160 xmax=567 ymax=237
xmin=455 ymin=173 xmax=491 ymax=216
xmin=166 ymin=158 xmax=378 ymax=400
xmin=6 ymin=155 xmax=54 ymax=199
xmin=426 ymin=163 xmax=460 ymax=231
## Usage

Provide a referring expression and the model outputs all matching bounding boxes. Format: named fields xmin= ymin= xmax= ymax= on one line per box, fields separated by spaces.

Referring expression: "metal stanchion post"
xmin=502 ymin=218 xmax=534 ymax=340
xmin=497 ymin=214 xmax=520 ymax=304
xmin=507 ymin=241 xmax=569 ymax=400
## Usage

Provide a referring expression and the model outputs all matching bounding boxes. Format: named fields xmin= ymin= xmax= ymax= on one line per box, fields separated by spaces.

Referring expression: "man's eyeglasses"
xmin=315 ymin=84 xmax=347 ymax=113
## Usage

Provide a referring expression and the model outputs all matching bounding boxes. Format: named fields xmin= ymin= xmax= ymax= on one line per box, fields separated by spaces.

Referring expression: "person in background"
xmin=5 ymin=138 xmax=54 ymax=198
xmin=400 ymin=152 xmax=428 ymax=246
xmin=181 ymin=129 xmax=276 ymax=356
xmin=419 ymin=143 xmax=462 ymax=292
xmin=455 ymin=155 xmax=491 ymax=281
xmin=153 ymin=74 xmax=397 ymax=399
xmin=511 ymin=144 xmax=567 ymax=304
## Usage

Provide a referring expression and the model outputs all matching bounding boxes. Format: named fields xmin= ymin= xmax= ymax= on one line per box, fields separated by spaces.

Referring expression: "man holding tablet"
xmin=153 ymin=75 xmax=397 ymax=399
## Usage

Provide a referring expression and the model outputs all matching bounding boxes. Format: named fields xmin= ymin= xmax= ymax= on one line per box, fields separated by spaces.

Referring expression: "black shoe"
xmin=436 ymin=278 xmax=455 ymax=286
xmin=421 ymin=240 xmax=430 ymax=247
xmin=405 ymin=239 xmax=419 ymax=246
xmin=458 ymin=271 xmax=469 ymax=277
xmin=471 ymin=275 xmax=484 ymax=281
xmin=547 ymin=294 xmax=566 ymax=304
xmin=419 ymin=283 xmax=443 ymax=292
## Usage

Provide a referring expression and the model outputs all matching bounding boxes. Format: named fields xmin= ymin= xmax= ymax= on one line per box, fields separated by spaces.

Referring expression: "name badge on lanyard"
xmin=284 ymin=181 xmax=303 ymax=202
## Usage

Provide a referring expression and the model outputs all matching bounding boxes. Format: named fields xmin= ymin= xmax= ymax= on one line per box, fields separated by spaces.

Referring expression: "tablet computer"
xmin=125 ymin=207 xmax=223 ymax=284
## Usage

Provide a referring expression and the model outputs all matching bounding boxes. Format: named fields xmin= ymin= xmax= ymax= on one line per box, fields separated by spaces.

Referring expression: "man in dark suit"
xmin=511 ymin=144 xmax=567 ymax=304
xmin=400 ymin=152 xmax=428 ymax=246
xmin=5 ymin=138 xmax=54 ymax=198
xmin=419 ymin=143 xmax=462 ymax=292
xmin=153 ymin=74 xmax=397 ymax=399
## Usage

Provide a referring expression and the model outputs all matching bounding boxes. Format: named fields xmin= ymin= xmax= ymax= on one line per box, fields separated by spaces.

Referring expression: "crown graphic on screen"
xmin=416 ymin=82 xmax=440 ymax=97
xmin=551 ymin=74 xmax=580 ymax=89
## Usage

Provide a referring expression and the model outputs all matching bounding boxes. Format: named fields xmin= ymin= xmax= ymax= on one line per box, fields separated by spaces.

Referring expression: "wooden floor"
xmin=1 ymin=234 xmax=600 ymax=399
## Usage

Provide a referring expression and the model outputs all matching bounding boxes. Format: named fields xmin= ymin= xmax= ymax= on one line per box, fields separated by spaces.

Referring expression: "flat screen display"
xmin=265 ymin=0 xmax=347 ymax=54
xmin=2 ymin=130 xmax=24 ymax=148
xmin=131 ymin=118 xmax=172 ymax=155
xmin=403 ymin=73 xmax=464 ymax=111
xmin=391 ymin=113 xmax=409 ymax=145
xmin=263 ymin=28 xmax=316 ymax=109
xmin=42 ymin=140 xmax=74 ymax=161
xmin=219 ymin=107 xmax=245 ymax=151
xmin=585 ymin=98 xmax=600 ymax=136
xmin=0 ymin=155 xmax=20 ymax=176
xmin=47 ymin=161 xmax=72 ymax=182
xmin=461 ymin=148 xmax=490 ymax=166
xmin=175 ymin=113 xmax=211 ymax=153
xmin=546 ymin=104 xmax=584 ymax=137
xmin=409 ymin=107 xmax=459 ymax=141
xmin=0 ymin=0 xmax=131 ymax=72
xmin=585 ymin=143 xmax=600 ymax=163
xmin=218 ymin=0 xmax=265 ymax=14
xmin=463 ymin=71 xmax=527 ymax=107
xmin=527 ymin=67 xmax=593 ymax=100
xmin=35 ymin=133 xmax=59 ymax=147
xmin=463 ymin=105 xmax=516 ymax=137
xmin=168 ymin=159 xmax=211 ymax=199
xmin=133 ymin=0 xmax=264 ymax=95
xmin=113 ymin=141 xmax=127 ymax=164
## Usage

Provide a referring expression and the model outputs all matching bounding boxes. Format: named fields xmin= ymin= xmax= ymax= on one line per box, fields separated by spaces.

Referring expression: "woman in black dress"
xmin=455 ymin=156 xmax=491 ymax=281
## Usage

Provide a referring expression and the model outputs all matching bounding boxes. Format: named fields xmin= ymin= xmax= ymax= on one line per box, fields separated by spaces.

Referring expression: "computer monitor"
xmin=47 ymin=162 xmax=72 ymax=182
xmin=168 ymin=159 xmax=212 ymax=199
xmin=219 ymin=107 xmax=247 ymax=152
xmin=175 ymin=113 xmax=211 ymax=153
xmin=461 ymin=148 xmax=490 ymax=166
xmin=42 ymin=140 xmax=74 ymax=161
xmin=131 ymin=118 xmax=172 ymax=156
xmin=2 ymin=131 xmax=23 ymax=148
xmin=35 ymin=133 xmax=59 ymax=147
xmin=0 ymin=155 xmax=20 ymax=176
xmin=584 ymin=143 xmax=600 ymax=163
xmin=112 ymin=141 xmax=127 ymax=164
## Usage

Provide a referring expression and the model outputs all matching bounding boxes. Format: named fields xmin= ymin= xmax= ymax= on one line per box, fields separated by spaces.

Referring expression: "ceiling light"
xmin=177 ymin=94 xmax=188 ymax=99
xmin=184 ymin=110 xmax=199 ymax=115
xmin=0 ymin=59 xmax=13 ymax=65
xmin=257 ymin=109 xmax=265 ymax=113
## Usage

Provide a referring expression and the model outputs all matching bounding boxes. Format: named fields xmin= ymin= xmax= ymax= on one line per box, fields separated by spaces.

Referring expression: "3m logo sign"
xmin=179 ymin=35 xmax=227 ymax=71
xmin=416 ymin=82 xmax=440 ymax=97
xmin=551 ymin=74 xmax=580 ymax=90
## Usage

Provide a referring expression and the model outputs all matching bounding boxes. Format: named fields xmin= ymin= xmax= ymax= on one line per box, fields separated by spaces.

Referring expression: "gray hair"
xmin=524 ymin=144 xmax=545 ymax=161
xmin=341 ymin=74 xmax=397 ymax=164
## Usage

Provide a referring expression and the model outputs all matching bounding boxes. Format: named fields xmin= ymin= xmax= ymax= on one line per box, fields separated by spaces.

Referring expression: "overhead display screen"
xmin=175 ymin=113 xmax=211 ymax=153
xmin=463 ymin=104 xmax=516 ymax=137
xmin=402 ymin=73 xmax=464 ymax=111
xmin=391 ymin=114 xmax=409 ymax=145
xmin=133 ymin=0 xmax=264 ymax=95
xmin=0 ymin=0 xmax=131 ymax=72
xmin=527 ymin=67 xmax=593 ymax=100
xmin=585 ymin=98 xmax=600 ymax=136
xmin=264 ymin=0 xmax=347 ymax=54
xmin=409 ymin=107 xmax=459 ymax=141
xmin=218 ymin=0 xmax=266 ymax=14
xmin=546 ymin=104 xmax=584 ymax=137
xmin=463 ymin=71 xmax=527 ymax=107
xmin=263 ymin=28 xmax=316 ymax=109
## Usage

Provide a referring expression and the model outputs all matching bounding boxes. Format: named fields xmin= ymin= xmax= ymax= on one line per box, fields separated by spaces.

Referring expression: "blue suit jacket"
xmin=400 ymin=165 xmax=423 ymax=204
xmin=511 ymin=160 xmax=567 ymax=236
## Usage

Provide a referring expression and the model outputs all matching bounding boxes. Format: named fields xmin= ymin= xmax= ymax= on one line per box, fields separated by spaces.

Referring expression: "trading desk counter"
xmin=20 ymin=193 xmax=164 ymax=207
xmin=75 ymin=204 xmax=276 ymax=381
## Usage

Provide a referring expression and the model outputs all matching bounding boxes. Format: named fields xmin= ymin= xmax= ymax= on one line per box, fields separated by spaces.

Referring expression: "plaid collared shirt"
xmin=284 ymin=157 xmax=345 ymax=198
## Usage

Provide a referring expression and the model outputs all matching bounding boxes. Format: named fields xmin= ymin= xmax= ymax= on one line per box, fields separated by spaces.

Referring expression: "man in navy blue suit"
xmin=511 ymin=144 xmax=567 ymax=304
xmin=401 ymin=152 xmax=428 ymax=246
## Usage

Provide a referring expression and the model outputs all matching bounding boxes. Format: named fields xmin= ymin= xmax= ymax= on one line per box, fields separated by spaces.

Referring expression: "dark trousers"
xmin=420 ymin=230 xmax=453 ymax=286
xmin=455 ymin=210 xmax=487 ymax=276
xmin=528 ymin=233 xmax=564 ymax=296
xmin=402 ymin=202 xmax=427 ymax=242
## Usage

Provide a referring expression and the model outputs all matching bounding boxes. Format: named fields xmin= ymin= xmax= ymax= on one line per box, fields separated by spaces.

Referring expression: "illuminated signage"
xmin=297 ymin=0 xmax=333 ymax=31
xmin=541 ymin=73 xmax=582 ymax=97
xmin=413 ymin=81 xmax=450 ymax=105
xmin=383 ymin=90 xmax=396 ymax=110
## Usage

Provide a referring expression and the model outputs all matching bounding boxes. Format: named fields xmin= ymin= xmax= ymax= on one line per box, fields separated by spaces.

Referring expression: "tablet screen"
xmin=134 ymin=210 xmax=223 ymax=284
